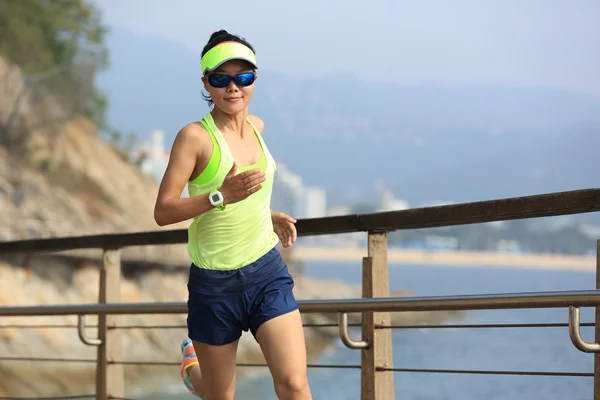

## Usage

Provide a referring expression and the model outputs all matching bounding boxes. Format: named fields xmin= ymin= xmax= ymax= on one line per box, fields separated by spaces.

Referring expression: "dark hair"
xmin=201 ymin=30 xmax=256 ymax=107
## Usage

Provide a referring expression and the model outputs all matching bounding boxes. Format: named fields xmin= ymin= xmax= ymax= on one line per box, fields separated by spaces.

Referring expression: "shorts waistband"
xmin=187 ymin=246 xmax=284 ymax=293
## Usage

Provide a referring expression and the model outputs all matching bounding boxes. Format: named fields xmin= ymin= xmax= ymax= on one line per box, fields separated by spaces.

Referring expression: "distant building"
xmin=132 ymin=129 xmax=188 ymax=197
xmin=271 ymin=162 xmax=305 ymax=217
xmin=304 ymin=187 xmax=327 ymax=219
xmin=377 ymin=188 xmax=410 ymax=212
xmin=327 ymin=205 xmax=352 ymax=216
xmin=132 ymin=129 xmax=169 ymax=182
xmin=271 ymin=161 xmax=328 ymax=219
xmin=497 ymin=239 xmax=521 ymax=253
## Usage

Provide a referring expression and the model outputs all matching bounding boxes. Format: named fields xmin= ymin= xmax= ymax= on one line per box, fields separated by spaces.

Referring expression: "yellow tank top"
xmin=186 ymin=112 xmax=279 ymax=271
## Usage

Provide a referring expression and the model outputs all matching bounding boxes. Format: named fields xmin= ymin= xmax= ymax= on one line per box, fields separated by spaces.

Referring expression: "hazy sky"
xmin=95 ymin=0 xmax=600 ymax=98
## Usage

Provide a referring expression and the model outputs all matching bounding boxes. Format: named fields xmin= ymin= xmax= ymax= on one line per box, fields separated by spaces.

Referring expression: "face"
xmin=202 ymin=59 xmax=257 ymax=114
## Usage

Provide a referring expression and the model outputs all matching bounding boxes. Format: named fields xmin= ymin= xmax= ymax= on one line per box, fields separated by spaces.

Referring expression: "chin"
xmin=215 ymin=99 xmax=249 ymax=115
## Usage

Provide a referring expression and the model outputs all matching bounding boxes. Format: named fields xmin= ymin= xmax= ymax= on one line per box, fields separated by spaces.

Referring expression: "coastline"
xmin=293 ymin=246 xmax=597 ymax=272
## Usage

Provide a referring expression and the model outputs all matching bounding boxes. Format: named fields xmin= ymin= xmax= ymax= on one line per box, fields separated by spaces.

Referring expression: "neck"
xmin=211 ymin=107 xmax=248 ymax=138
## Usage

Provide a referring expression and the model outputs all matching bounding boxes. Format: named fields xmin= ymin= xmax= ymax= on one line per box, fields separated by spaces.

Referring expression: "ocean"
xmin=141 ymin=261 xmax=597 ymax=400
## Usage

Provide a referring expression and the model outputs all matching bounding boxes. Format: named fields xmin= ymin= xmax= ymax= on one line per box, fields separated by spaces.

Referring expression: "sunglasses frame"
xmin=205 ymin=71 xmax=257 ymax=88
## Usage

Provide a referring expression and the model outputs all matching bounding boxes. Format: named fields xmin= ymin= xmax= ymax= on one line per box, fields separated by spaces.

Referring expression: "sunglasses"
xmin=206 ymin=72 xmax=256 ymax=88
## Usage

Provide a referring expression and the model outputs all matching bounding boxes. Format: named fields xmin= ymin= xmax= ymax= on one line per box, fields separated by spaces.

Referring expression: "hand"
xmin=272 ymin=211 xmax=297 ymax=248
xmin=219 ymin=162 xmax=266 ymax=205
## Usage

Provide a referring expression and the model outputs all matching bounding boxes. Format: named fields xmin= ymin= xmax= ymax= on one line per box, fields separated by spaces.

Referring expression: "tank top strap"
xmin=202 ymin=112 xmax=234 ymax=163
xmin=246 ymin=117 xmax=276 ymax=170
xmin=245 ymin=117 xmax=261 ymax=139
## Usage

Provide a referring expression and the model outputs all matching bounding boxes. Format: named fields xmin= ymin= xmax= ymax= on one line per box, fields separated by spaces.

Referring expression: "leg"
xmin=192 ymin=339 xmax=239 ymax=400
xmin=181 ymin=338 xmax=203 ymax=398
xmin=185 ymin=283 xmax=244 ymax=400
xmin=255 ymin=310 xmax=312 ymax=400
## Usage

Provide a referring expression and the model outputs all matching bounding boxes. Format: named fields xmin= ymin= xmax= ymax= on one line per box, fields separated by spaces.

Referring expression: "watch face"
xmin=211 ymin=193 xmax=220 ymax=202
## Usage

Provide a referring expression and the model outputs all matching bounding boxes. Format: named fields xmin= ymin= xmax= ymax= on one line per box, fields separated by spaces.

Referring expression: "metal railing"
xmin=1 ymin=188 xmax=600 ymax=400
xmin=1 ymin=291 xmax=599 ymax=396
xmin=1 ymin=290 xmax=600 ymax=350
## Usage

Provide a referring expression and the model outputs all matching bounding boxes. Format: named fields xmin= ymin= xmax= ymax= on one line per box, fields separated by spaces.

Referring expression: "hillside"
xmin=98 ymin=27 xmax=600 ymax=213
xmin=0 ymin=55 xmax=189 ymax=264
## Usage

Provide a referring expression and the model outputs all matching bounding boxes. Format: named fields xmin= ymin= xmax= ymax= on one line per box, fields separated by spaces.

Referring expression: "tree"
xmin=0 ymin=0 xmax=108 ymax=74
xmin=0 ymin=0 xmax=110 ymax=151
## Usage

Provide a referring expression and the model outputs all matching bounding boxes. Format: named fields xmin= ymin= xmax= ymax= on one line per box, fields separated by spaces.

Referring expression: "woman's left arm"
xmin=271 ymin=211 xmax=297 ymax=248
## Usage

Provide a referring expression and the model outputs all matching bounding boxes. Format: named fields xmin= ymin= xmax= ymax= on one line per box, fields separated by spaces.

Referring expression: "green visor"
xmin=201 ymin=41 xmax=257 ymax=75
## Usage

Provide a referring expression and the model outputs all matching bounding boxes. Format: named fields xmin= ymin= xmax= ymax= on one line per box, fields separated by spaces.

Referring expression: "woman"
xmin=153 ymin=29 xmax=312 ymax=400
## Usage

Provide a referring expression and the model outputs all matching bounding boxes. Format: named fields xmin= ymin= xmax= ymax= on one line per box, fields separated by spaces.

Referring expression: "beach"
xmin=292 ymin=246 xmax=597 ymax=271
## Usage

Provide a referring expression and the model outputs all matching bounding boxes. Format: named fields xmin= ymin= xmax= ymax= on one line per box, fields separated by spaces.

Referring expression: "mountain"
xmin=97 ymin=27 xmax=600 ymax=216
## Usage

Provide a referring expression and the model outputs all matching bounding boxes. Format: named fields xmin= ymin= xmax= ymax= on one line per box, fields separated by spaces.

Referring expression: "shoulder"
xmin=248 ymin=114 xmax=265 ymax=135
xmin=173 ymin=121 xmax=210 ymax=150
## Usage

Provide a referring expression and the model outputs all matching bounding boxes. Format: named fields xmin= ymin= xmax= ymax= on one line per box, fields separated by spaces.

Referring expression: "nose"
xmin=226 ymin=79 xmax=239 ymax=92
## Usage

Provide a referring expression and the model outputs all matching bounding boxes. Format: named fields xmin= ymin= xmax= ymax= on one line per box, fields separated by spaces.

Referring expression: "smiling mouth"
xmin=224 ymin=97 xmax=241 ymax=101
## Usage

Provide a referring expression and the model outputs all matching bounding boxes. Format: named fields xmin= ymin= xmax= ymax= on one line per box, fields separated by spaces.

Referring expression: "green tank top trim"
xmin=188 ymin=119 xmax=221 ymax=186
xmin=188 ymin=116 xmax=266 ymax=186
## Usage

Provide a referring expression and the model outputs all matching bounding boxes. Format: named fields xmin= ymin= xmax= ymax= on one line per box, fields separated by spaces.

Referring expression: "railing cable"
xmin=0 ymin=357 xmax=95 ymax=363
xmin=1 ymin=322 xmax=595 ymax=330
xmin=0 ymin=395 xmax=95 ymax=399
xmin=378 ymin=367 xmax=592 ymax=377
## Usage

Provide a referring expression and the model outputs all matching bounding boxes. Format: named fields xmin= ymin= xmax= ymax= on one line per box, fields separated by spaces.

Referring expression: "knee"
xmin=274 ymin=374 xmax=310 ymax=398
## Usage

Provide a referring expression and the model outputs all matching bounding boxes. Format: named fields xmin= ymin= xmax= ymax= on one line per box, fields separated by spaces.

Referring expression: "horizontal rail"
xmin=2 ymin=321 xmax=597 ymax=331
xmin=2 ymin=289 xmax=600 ymax=317
xmin=0 ymin=357 xmax=590 ymax=378
xmin=0 ymin=188 xmax=598 ymax=253
xmin=1 ymin=322 xmax=596 ymax=330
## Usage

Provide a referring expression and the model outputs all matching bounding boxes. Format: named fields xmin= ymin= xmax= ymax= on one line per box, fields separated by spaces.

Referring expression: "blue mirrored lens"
xmin=208 ymin=74 xmax=231 ymax=88
xmin=208 ymin=73 xmax=255 ymax=88
xmin=234 ymin=73 xmax=255 ymax=87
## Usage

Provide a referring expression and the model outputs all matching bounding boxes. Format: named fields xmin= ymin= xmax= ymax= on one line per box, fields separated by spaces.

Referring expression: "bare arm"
xmin=154 ymin=122 xmax=267 ymax=226
xmin=153 ymin=124 xmax=213 ymax=226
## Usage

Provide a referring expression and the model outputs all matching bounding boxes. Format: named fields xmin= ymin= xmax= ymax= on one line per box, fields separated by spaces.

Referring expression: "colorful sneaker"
xmin=180 ymin=338 xmax=200 ymax=397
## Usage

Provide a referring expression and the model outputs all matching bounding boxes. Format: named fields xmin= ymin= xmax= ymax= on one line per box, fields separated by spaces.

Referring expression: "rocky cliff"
xmin=0 ymin=55 xmax=190 ymax=265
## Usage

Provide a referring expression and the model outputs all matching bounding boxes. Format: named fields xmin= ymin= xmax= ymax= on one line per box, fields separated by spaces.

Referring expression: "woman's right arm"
xmin=153 ymin=123 xmax=214 ymax=226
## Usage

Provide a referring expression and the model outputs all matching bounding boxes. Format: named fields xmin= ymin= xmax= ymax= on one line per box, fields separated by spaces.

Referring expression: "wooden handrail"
xmin=0 ymin=188 xmax=598 ymax=254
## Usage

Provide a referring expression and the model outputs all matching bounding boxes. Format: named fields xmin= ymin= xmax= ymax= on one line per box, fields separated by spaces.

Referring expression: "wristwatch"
xmin=208 ymin=190 xmax=225 ymax=210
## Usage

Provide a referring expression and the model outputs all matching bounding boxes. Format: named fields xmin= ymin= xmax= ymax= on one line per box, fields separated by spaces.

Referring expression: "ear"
xmin=201 ymin=76 xmax=209 ymax=91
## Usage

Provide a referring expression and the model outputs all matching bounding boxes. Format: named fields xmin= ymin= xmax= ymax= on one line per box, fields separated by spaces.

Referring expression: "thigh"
xmin=193 ymin=339 xmax=239 ymax=400
xmin=255 ymin=309 xmax=308 ymax=383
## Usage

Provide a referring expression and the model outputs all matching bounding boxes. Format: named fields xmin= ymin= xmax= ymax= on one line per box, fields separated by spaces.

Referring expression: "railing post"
xmin=595 ymin=239 xmax=600 ymax=400
xmin=96 ymin=248 xmax=124 ymax=400
xmin=361 ymin=231 xmax=394 ymax=400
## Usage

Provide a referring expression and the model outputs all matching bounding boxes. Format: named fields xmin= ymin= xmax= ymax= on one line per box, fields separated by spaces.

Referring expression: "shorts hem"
xmin=188 ymin=330 xmax=242 ymax=347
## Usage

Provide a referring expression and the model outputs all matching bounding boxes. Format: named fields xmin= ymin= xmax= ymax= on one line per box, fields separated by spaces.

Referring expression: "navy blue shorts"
xmin=186 ymin=246 xmax=298 ymax=346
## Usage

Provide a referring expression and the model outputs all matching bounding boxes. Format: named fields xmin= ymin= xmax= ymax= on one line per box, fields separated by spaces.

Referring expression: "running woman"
xmin=153 ymin=30 xmax=312 ymax=400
